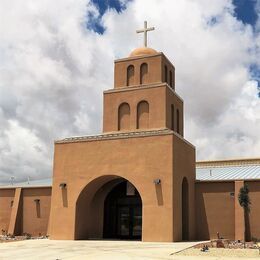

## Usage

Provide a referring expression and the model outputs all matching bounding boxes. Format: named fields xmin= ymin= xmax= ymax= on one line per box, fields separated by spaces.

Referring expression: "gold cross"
xmin=136 ymin=21 xmax=155 ymax=47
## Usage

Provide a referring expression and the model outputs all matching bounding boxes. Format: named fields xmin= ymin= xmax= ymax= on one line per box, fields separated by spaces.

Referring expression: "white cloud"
xmin=0 ymin=0 xmax=259 ymax=182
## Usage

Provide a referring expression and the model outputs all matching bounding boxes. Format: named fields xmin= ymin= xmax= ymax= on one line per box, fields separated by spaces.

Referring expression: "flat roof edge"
xmin=197 ymin=158 xmax=260 ymax=167
xmin=55 ymin=128 xmax=174 ymax=144
xmin=0 ymin=185 xmax=52 ymax=189
xmin=196 ymin=178 xmax=260 ymax=183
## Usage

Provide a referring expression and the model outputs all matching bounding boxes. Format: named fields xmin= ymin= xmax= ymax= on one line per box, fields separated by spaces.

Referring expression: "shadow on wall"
xmin=195 ymin=182 xmax=235 ymax=240
xmin=35 ymin=200 xmax=41 ymax=218
xmin=62 ymin=188 xmax=68 ymax=208
xmin=245 ymin=210 xmax=251 ymax=241
xmin=196 ymin=187 xmax=210 ymax=240
xmin=182 ymin=177 xmax=189 ymax=241
xmin=244 ymin=181 xmax=260 ymax=241
xmin=155 ymin=182 xmax=163 ymax=206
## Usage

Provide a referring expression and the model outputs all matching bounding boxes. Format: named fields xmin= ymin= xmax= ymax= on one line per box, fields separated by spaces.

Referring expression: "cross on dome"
xmin=136 ymin=21 xmax=155 ymax=47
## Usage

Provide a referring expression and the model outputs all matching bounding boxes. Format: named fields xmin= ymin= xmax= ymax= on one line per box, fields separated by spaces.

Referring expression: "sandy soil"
xmin=176 ymin=248 xmax=260 ymax=258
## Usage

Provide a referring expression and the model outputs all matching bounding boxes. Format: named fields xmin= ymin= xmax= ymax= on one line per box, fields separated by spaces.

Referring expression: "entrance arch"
xmin=75 ymin=175 xmax=142 ymax=240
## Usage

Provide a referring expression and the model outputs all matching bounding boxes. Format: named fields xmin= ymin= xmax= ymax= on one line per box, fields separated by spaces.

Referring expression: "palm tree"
xmin=238 ymin=184 xmax=251 ymax=244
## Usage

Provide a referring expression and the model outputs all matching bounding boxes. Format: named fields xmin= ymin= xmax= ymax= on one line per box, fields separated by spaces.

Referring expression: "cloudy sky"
xmin=0 ymin=0 xmax=259 ymax=183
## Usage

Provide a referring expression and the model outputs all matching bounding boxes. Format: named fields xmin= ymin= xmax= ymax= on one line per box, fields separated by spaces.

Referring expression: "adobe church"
xmin=1 ymin=22 xmax=260 ymax=242
xmin=49 ymin=22 xmax=195 ymax=242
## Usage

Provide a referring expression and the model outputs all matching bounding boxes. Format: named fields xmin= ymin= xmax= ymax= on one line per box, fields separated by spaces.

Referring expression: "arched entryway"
xmin=182 ymin=177 xmax=189 ymax=240
xmin=75 ymin=176 xmax=142 ymax=240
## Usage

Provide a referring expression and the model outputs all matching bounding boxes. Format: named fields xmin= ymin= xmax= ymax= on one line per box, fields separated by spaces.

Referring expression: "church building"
xmin=0 ymin=22 xmax=260 ymax=243
xmin=49 ymin=28 xmax=196 ymax=241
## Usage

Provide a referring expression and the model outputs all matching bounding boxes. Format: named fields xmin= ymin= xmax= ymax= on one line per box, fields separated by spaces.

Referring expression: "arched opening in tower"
xmin=75 ymin=176 xmax=142 ymax=240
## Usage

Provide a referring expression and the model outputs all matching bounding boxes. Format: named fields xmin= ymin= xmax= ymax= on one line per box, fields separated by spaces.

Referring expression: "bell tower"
xmin=103 ymin=22 xmax=183 ymax=136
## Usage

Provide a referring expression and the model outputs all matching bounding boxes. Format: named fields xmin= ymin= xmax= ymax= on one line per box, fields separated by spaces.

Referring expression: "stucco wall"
xmin=22 ymin=188 xmax=52 ymax=236
xmin=173 ymin=135 xmax=196 ymax=241
xmin=195 ymin=181 xmax=235 ymax=240
xmin=0 ymin=187 xmax=51 ymax=237
xmin=114 ymin=54 xmax=166 ymax=88
xmin=1 ymin=178 xmax=260 ymax=241
xmin=245 ymin=181 xmax=260 ymax=240
xmin=0 ymin=189 xmax=15 ymax=233
xmin=50 ymin=134 xmax=176 ymax=241
xmin=103 ymin=85 xmax=168 ymax=132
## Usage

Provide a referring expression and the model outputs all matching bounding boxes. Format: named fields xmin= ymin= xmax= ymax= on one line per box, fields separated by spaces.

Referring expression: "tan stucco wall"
xmin=103 ymin=84 xmax=183 ymax=135
xmin=49 ymin=132 xmax=195 ymax=242
xmin=50 ymin=134 xmax=173 ymax=241
xmin=103 ymin=85 xmax=167 ymax=132
xmin=114 ymin=53 xmax=175 ymax=89
xmin=195 ymin=181 xmax=235 ymax=240
xmin=1 ymin=177 xmax=260 ymax=241
xmin=0 ymin=187 xmax=51 ymax=236
xmin=245 ymin=181 xmax=260 ymax=240
xmin=0 ymin=189 xmax=15 ymax=233
xmin=173 ymin=136 xmax=196 ymax=241
xmin=165 ymin=86 xmax=183 ymax=136
xmin=235 ymin=180 xmax=244 ymax=241
xmin=22 ymin=188 xmax=52 ymax=236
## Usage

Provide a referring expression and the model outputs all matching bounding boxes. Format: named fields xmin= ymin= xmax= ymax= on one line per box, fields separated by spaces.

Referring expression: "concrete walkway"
xmin=0 ymin=239 xmax=201 ymax=260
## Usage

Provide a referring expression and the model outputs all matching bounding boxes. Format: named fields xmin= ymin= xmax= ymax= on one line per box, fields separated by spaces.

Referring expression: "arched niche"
xmin=127 ymin=65 xmax=134 ymax=86
xmin=118 ymin=102 xmax=130 ymax=130
xmin=140 ymin=63 xmax=148 ymax=85
xmin=137 ymin=101 xmax=149 ymax=129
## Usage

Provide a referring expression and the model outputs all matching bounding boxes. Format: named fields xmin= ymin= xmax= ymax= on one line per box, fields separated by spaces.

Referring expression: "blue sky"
xmin=89 ymin=0 xmax=259 ymax=33
xmin=232 ymin=0 xmax=260 ymax=91
xmin=233 ymin=0 xmax=258 ymax=26
xmin=87 ymin=0 xmax=130 ymax=33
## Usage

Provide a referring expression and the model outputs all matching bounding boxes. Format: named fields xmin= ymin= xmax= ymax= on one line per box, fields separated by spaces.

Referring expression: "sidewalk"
xmin=0 ymin=239 xmax=200 ymax=260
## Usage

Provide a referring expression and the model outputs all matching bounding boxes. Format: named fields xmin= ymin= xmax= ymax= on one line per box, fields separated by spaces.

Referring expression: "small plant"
xmin=252 ymin=237 xmax=258 ymax=243
xmin=22 ymin=232 xmax=32 ymax=239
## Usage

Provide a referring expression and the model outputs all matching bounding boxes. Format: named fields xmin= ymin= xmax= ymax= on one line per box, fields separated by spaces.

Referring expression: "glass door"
xmin=132 ymin=206 xmax=142 ymax=238
xmin=118 ymin=206 xmax=130 ymax=237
